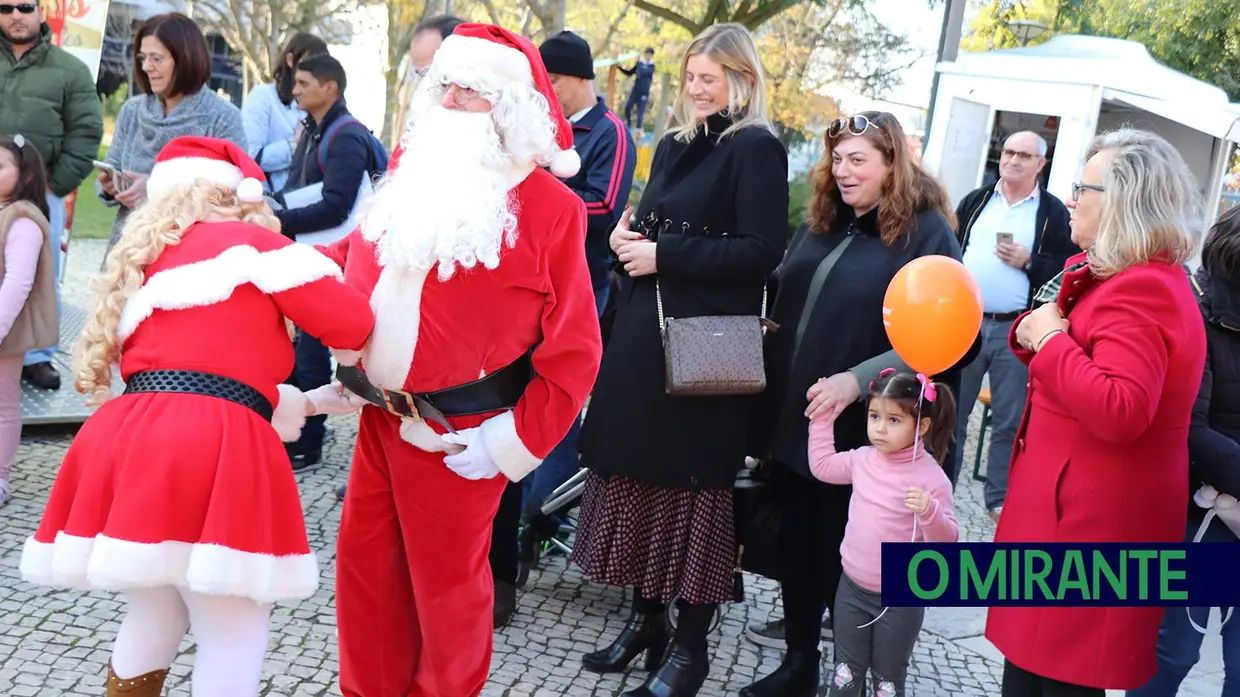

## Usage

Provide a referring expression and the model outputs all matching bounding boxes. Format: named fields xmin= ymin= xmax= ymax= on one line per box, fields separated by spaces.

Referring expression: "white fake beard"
xmin=359 ymin=105 xmax=518 ymax=281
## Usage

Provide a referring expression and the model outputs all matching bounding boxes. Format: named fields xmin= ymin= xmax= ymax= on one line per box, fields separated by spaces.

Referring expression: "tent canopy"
xmin=939 ymin=35 xmax=1240 ymax=141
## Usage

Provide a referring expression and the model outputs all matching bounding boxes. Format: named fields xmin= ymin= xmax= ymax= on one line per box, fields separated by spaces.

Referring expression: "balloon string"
xmin=857 ymin=387 xmax=925 ymax=630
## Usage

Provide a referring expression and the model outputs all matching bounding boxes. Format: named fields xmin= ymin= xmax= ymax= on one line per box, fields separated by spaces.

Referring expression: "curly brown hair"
xmin=808 ymin=111 xmax=955 ymax=248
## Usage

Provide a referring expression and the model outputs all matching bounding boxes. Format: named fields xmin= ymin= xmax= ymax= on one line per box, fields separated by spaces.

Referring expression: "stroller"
xmin=514 ymin=271 xmax=621 ymax=586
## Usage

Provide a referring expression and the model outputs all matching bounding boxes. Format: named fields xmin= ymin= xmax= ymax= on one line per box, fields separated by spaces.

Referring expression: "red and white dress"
xmin=19 ymin=221 xmax=374 ymax=604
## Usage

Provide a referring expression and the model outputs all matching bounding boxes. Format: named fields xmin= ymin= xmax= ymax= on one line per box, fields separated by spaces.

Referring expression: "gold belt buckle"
xmin=382 ymin=389 xmax=422 ymax=421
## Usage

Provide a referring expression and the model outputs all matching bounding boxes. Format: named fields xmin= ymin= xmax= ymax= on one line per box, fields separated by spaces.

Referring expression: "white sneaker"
xmin=0 ymin=479 xmax=10 ymax=507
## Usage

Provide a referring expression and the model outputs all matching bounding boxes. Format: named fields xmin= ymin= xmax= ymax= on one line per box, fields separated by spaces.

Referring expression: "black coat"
xmin=578 ymin=114 xmax=789 ymax=490
xmin=1187 ymin=268 xmax=1240 ymax=539
xmin=751 ymin=203 xmax=977 ymax=479
xmin=275 ymin=99 xmax=372 ymax=238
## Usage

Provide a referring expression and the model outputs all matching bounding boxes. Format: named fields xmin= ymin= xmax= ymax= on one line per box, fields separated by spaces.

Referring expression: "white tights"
xmin=112 ymin=586 xmax=272 ymax=696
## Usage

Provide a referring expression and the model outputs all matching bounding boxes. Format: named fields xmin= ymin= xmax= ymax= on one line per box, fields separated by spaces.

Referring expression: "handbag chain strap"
xmin=657 ymin=279 xmax=768 ymax=331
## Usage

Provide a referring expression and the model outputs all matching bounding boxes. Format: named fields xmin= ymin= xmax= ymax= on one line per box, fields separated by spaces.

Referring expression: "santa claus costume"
xmin=18 ymin=137 xmax=375 ymax=697
xmin=316 ymin=23 xmax=602 ymax=697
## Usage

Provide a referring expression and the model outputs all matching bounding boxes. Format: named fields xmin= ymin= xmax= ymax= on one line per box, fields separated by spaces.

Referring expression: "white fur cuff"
xmin=332 ymin=348 xmax=363 ymax=366
xmin=479 ymin=410 xmax=541 ymax=482
xmin=272 ymin=385 xmax=309 ymax=442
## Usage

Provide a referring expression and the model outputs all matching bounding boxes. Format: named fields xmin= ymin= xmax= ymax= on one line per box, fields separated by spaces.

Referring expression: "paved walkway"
xmin=0 ymin=240 xmax=1225 ymax=695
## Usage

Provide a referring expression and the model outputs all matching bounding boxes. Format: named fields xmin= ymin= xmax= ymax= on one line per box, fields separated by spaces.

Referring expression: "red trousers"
xmin=337 ymin=407 xmax=507 ymax=696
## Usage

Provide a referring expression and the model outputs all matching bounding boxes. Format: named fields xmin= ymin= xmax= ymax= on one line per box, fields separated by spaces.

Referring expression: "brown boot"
xmin=107 ymin=663 xmax=169 ymax=695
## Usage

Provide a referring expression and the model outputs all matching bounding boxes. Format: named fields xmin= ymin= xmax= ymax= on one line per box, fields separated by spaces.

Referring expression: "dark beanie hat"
xmin=539 ymin=30 xmax=595 ymax=80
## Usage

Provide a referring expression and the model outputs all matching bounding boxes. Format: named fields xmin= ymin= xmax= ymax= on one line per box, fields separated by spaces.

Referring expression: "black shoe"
xmin=494 ymin=579 xmax=516 ymax=628
xmin=582 ymin=609 xmax=669 ymax=673
xmin=286 ymin=443 xmax=322 ymax=472
xmin=22 ymin=362 xmax=60 ymax=390
xmin=619 ymin=643 xmax=709 ymax=697
xmin=515 ymin=524 xmax=541 ymax=588
xmin=739 ymin=649 xmax=820 ymax=697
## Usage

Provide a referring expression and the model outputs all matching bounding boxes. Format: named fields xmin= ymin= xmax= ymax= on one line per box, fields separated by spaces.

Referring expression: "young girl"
xmin=808 ymin=369 xmax=959 ymax=697
xmin=0 ymin=135 xmax=58 ymax=507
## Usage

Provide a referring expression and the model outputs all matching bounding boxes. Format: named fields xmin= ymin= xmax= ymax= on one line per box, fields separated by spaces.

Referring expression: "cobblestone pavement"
xmin=0 ymin=240 xmax=1224 ymax=696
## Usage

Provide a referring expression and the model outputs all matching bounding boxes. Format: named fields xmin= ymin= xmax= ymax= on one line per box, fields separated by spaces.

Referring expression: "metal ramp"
xmin=21 ymin=304 xmax=122 ymax=426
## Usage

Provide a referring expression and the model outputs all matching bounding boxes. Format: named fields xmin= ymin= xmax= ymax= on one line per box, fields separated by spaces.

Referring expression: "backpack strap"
xmin=316 ymin=116 xmax=370 ymax=173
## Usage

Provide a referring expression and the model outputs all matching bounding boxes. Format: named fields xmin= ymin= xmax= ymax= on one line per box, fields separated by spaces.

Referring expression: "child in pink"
xmin=808 ymin=369 xmax=959 ymax=697
xmin=0 ymin=135 xmax=59 ymax=508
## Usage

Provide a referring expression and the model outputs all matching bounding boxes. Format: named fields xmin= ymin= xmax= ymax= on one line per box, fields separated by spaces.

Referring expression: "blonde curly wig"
xmin=73 ymin=182 xmax=281 ymax=406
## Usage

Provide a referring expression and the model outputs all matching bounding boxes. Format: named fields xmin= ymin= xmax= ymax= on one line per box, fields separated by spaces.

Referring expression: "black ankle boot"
xmin=582 ymin=610 xmax=670 ymax=673
xmin=619 ymin=643 xmax=709 ymax=697
xmin=739 ymin=649 xmax=820 ymax=697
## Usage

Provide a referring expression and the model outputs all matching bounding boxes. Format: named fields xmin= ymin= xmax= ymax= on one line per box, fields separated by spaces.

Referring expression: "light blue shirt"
xmin=241 ymin=82 xmax=306 ymax=193
xmin=961 ymin=183 xmax=1040 ymax=313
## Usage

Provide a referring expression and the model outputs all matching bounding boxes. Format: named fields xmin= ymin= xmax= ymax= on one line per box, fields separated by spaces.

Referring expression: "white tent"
xmin=922 ymin=34 xmax=1240 ymax=233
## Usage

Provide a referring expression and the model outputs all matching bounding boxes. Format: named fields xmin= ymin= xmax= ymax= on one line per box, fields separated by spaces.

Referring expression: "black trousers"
xmin=772 ymin=462 xmax=852 ymax=652
xmin=1002 ymin=660 xmax=1105 ymax=697
xmin=489 ymin=479 xmax=524 ymax=584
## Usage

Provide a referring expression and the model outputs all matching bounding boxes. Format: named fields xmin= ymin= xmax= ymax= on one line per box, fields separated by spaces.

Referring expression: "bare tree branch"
xmin=631 ymin=0 xmax=701 ymax=34
xmin=597 ymin=0 xmax=636 ymax=56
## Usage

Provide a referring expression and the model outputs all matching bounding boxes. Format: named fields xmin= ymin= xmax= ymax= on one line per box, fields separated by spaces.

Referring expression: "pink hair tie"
xmin=916 ymin=373 xmax=937 ymax=402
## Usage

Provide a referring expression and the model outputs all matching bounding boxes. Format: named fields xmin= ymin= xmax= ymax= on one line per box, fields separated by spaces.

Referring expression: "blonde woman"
xmin=18 ymin=137 xmax=374 ymax=697
xmin=988 ymin=128 xmax=1207 ymax=694
xmin=573 ymin=23 xmax=789 ymax=697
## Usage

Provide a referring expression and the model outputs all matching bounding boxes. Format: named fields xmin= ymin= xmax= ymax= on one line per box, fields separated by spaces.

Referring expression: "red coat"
xmin=319 ymin=157 xmax=602 ymax=482
xmin=985 ymin=253 xmax=1206 ymax=689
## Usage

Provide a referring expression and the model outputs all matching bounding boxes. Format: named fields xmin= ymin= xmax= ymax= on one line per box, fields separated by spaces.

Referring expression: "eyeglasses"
xmin=1071 ymin=182 xmax=1105 ymax=201
xmin=1002 ymin=148 xmax=1039 ymax=161
xmin=828 ymin=115 xmax=878 ymax=140
xmin=0 ymin=3 xmax=38 ymax=13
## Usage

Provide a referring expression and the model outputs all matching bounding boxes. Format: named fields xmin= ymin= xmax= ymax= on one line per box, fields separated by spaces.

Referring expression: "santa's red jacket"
xmin=318 ymin=148 xmax=602 ymax=480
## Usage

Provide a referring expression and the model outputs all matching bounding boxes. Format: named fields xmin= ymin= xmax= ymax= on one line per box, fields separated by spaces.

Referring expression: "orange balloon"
xmin=882 ymin=255 xmax=983 ymax=376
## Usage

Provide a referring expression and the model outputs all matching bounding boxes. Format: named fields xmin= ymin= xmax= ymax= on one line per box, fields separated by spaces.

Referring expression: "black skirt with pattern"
xmin=571 ymin=470 xmax=737 ymax=605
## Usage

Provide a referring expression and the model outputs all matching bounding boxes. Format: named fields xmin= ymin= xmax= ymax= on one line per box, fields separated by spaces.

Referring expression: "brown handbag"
xmin=657 ymin=280 xmax=774 ymax=397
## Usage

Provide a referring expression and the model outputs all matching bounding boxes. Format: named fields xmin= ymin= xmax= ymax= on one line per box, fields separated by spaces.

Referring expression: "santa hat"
xmin=146 ymin=136 xmax=267 ymax=203
xmin=433 ymin=23 xmax=581 ymax=178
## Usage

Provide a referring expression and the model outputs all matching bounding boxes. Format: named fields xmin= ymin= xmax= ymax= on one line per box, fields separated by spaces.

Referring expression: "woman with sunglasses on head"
xmin=984 ymin=129 xmax=1207 ymax=696
xmin=571 ymin=23 xmax=788 ymax=697
xmin=741 ymin=111 xmax=978 ymax=697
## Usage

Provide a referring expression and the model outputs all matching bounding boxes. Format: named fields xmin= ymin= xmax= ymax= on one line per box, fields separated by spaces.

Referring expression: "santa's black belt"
xmin=335 ymin=352 xmax=535 ymax=432
xmin=123 ymin=370 xmax=274 ymax=421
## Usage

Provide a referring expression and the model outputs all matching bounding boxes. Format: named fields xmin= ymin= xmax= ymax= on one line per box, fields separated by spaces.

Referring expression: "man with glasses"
xmin=392 ymin=14 xmax=462 ymax=139
xmin=950 ymin=130 xmax=1077 ymax=522
xmin=0 ymin=0 xmax=103 ymax=391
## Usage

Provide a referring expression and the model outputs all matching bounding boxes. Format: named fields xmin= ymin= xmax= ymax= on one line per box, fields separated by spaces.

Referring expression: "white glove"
xmin=441 ymin=427 xmax=501 ymax=480
xmin=305 ymin=383 xmax=368 ymax=416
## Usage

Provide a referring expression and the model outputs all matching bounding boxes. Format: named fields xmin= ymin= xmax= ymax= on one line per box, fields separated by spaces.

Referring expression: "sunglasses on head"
xmin=0 ymin=3 xmax=38 ymax=13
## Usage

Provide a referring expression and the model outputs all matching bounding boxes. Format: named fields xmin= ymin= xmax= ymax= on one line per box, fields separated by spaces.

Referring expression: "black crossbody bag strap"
xmin=790 ymin=232 xmax=854 ymax=369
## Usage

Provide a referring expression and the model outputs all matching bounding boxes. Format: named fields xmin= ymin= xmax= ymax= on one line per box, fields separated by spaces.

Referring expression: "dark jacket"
xmin=0 ymin=24 xmax=103 ymax=198
xmin=620 ymin=60 xmax=655 ymax=96
xmin=276 ymin=99 xmax=371 ymax=238
xmin=954 ymin=184 xmax=1077 ymax=309
xmin=565 ymin=98 xmax=636 ymax=292
xmin=578 ymin=114 xmax=789 ymax=490
xmin=752 ymin=205 xmax=977 ymax=479
xmin=1187 ymin=268 xmax=1240 ymax=539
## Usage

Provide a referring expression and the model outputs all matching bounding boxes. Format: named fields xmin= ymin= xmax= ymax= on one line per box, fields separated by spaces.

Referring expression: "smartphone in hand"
xmin=996 ymin=232 xmax=1014 ymax=245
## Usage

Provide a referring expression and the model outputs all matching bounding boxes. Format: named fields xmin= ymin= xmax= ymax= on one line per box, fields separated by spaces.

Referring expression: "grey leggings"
xmin=827 ymin=573 xmax=925 ymax=697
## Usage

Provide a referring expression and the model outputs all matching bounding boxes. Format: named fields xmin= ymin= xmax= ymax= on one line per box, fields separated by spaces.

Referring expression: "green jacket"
xmin=0 ymin=24 xmax=103 ymax=198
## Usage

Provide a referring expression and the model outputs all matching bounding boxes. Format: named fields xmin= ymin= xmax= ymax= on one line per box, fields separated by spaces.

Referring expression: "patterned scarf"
xmin=1032 ymin=259 xmax=1090 ymax=307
